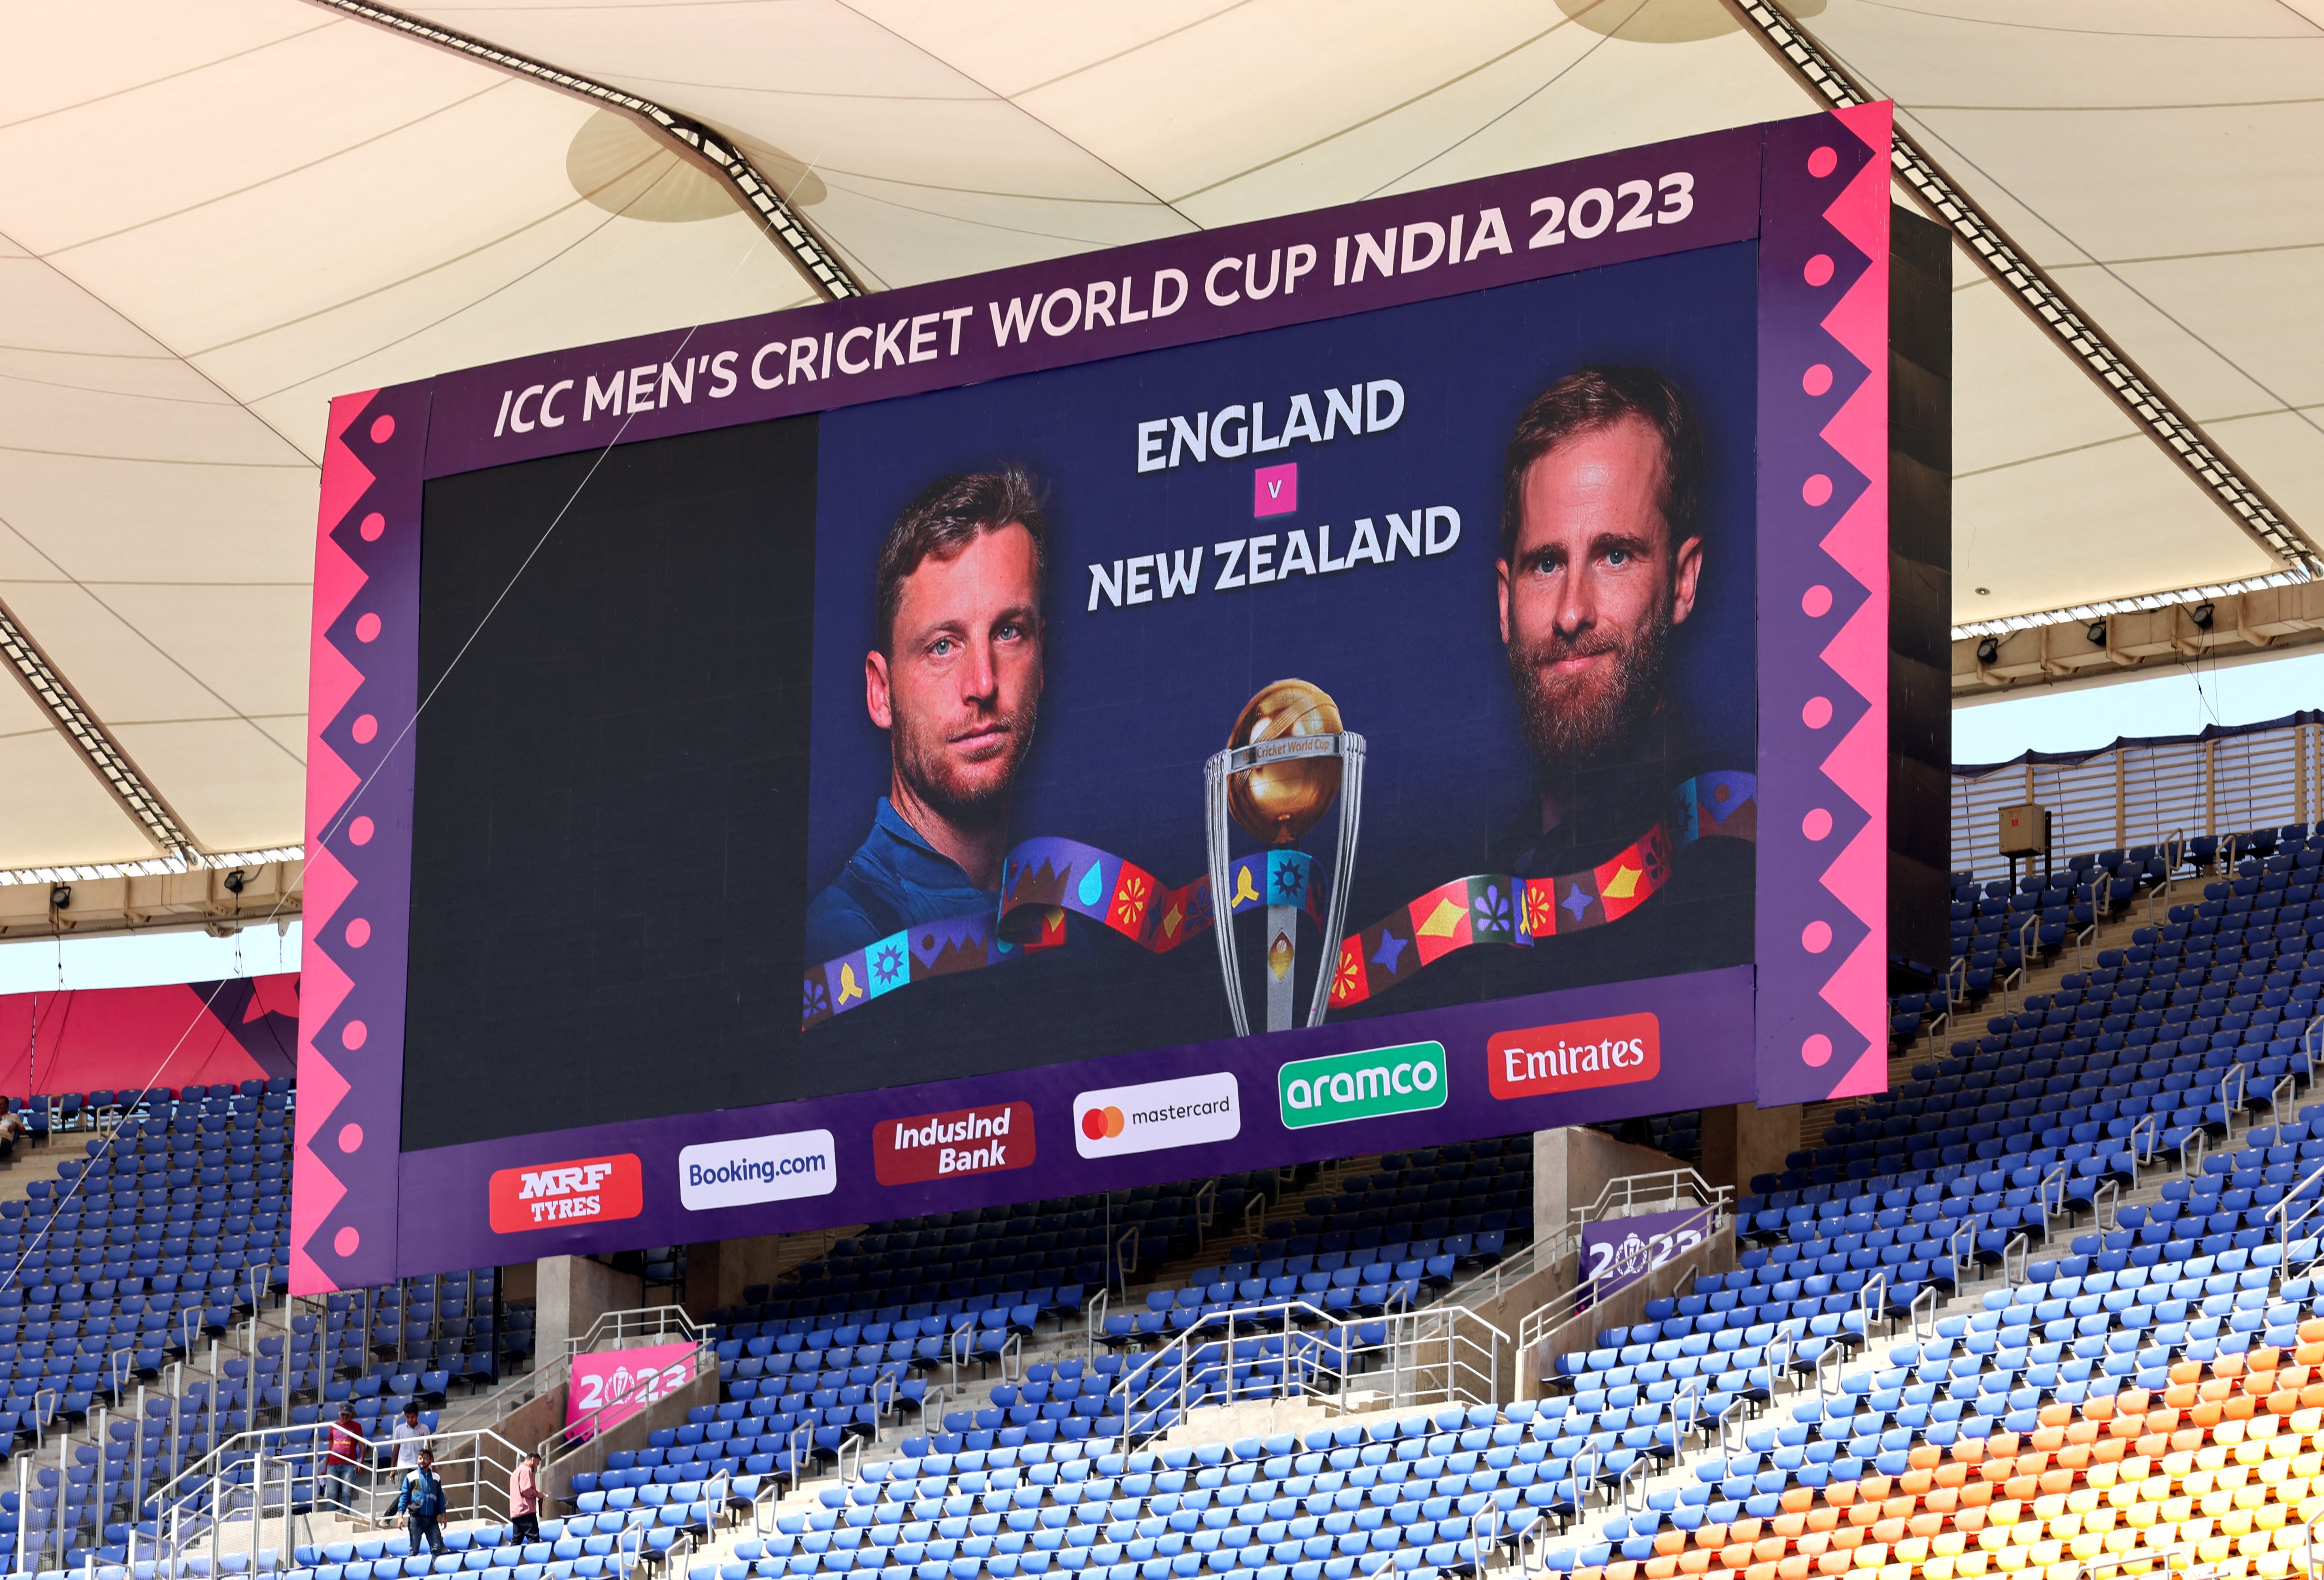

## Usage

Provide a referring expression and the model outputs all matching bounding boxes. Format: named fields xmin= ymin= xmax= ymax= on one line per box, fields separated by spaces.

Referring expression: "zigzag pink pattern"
xmin=291 ymin=391 xmax=376 ymax=1295
xmin=1812 ymin=103 xmax=1892 ymax=1101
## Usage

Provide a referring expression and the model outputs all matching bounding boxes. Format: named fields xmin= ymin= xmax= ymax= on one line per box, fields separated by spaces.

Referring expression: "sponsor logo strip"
xmin=1073 ymin=1071 xmax=1240 ymax=1158
xmin=678 ymin=1129 xmax=839 ymax=1211
xmin=1277 ymin=1043 xmax=1446 ymax=1129
xmin=487 ymin=1153 xmax=643 ymax=1234
xmin=875 ymin=1101 xmax=1036 ymax=1186
xmin=1487 ymin=1011 xmax=1660 ymax=1099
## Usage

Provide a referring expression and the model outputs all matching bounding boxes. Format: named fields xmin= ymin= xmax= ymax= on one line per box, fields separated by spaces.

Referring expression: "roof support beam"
xmin=1955 ymin=582 xmax=2324 ymax=701
xmin=1720 ymin=0 xmax=2320 ymax=577
xmin=0 ymin=594 xmax=198 ymax=861
xmin=305 ymin=0 xmax=865 ymax=302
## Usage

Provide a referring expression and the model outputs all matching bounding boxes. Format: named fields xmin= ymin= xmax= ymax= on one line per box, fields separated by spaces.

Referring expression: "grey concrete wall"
xmin=1533 ymin=1127 xmax=1686 ymax=1247
xmin=1699 ymin=1102 xmax=1800 ymax=1194
xmin=686 ymin=1235 xmax=800 ymax=1316
xmin=494 ymin=1377 xmax=570 ymax=1464
xmin=535 ymin=1257 xmax=645 ymax=1364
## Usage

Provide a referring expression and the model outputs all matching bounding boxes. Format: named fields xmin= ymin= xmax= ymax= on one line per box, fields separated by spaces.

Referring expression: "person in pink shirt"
xmin=509 ymin=1451 xmax=544 ymax=1544
xmin=325 ymin=1406 xmax=369 ymax=1518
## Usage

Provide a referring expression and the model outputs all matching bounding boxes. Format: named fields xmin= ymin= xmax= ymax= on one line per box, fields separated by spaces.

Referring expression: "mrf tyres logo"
xmin=1487 ymin=1011 xmax=1661 ymax=1099
xmin=487 ymin=1153 xmax=643 ymax=1234
xmin=874 ymin=1102 xmax=1036 ymax=1186
xmin=1278 ymin=1042 xmax=1446 ymax=1129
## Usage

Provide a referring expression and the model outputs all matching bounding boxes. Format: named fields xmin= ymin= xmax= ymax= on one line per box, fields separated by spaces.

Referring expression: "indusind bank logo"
xmin=874 ymin=1101 xmax=1036 ymax=1187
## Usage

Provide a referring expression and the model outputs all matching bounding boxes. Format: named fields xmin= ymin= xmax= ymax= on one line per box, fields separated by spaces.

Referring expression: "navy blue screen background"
xmin=799 ymin=245 xmax=1758 ymax=1086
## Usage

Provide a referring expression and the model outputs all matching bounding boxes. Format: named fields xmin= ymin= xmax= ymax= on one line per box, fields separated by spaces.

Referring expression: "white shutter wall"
xmin=1951 ymin=718 xmax=2320 ymax=886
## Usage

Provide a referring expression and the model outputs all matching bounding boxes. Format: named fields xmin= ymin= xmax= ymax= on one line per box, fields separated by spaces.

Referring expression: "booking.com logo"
xmin=676 ymin=1129 xmax=837 ymax=1211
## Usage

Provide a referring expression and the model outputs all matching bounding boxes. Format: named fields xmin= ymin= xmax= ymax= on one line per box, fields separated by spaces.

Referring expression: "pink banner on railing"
xmin=565 ymin=1342 xmax=696 ymax=1441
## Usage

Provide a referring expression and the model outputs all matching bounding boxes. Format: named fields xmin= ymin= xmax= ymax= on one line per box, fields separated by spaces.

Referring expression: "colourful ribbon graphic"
xmin=802 ymin=845 xmax=1317 ymax=1031
xmin=801 ymin=773 xmax=1754 ymax=1030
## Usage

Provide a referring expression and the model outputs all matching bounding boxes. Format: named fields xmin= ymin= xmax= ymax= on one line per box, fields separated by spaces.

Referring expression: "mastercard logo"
xmin=1072 ymin=1072 xmax=1239 ymax=1158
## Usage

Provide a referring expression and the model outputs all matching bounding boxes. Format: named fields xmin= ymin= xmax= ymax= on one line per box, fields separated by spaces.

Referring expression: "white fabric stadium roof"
xmin=2 ymin=0 xmax=2319 ymax=875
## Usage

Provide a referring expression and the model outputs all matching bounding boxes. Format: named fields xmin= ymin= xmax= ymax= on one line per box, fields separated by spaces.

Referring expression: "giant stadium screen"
xmin=288 ymin=104 xmax=1943 ymax=1288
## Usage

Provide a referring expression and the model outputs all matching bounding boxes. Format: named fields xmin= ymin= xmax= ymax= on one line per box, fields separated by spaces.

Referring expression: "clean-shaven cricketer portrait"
xmin=805 ymin=468 xmax=1047 ymax=962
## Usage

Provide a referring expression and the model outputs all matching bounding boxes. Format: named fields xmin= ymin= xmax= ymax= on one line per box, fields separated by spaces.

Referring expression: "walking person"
xmin=509 ymin=1451 xmax=545 ymax=1545
xmin=325 ymin=1405 xmax=370 ymax=1519
xmin=393 ymin=1448 xmax=449 ymax=1557
xmin=391 ymin=1403 xmax=430 ymax=1469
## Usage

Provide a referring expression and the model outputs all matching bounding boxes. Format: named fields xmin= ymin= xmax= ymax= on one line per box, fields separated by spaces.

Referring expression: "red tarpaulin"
xmin=0 ymin=974 xmax=299 ymax=1101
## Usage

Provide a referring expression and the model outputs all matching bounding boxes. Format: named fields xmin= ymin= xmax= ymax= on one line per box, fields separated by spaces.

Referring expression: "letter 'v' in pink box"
xmin=1252 ymin=462 xmax=1297 ymax=517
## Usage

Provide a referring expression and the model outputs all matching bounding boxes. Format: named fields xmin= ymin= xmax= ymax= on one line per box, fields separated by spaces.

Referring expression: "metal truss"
xmin=1722 ymin=0 xmax=2319 ymax=577
xmin=1950 ymin=567 xmax=2315 ymax=642
xmin=308 ymin=0 xmax=864 ymax=302
xmin=0 ymin=595 xmax=197 ymax=861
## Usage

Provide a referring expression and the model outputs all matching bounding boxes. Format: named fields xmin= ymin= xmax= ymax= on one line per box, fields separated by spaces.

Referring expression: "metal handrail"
xmin=1113 ymin=1299 xmax=1504 ymax=1449
xmin=1909 ymin=1284 xmax=1940 ymax=1344
xmin=1440 ymin=1223 xmax=1573 ymax=1310
xmin=1854 ymin=1271 xmax=1886 ymax=1341
xmin=2039 ymin=1163 xmax=2069 ymax=1222
xmin=566 ymin=1304 xmax=705 ymax=1358
xmin=2220 ymin=1059 xmax=2249 ymax=1127
xmin=2094 ymin=1177 xmax=2122 ymax=1232
xmin=145 ymin=1422 xmax=528 ymax=1564
xmin=947 ymin=1321 xmax=975 ymax=1392
xmin=1516 ymin=1196 xmax=1726 ymax=1364
xmin=2273 ymin=1159 xmax=2324 ymax=1278
xmin=2002 ymin=1231 xmax=2031 ymax=1290
xmin=1110 ymin=1226 xmax=1141 ymax=1293
xmin=2278 ymin=1072 xmax=2303 ymax=1130
xmin=2179 ymin=1122 xmax=2210 ymax=1183
xmin=1571 ymin=1168 xmax=1733 ymax=1228
xmin=1082 ymin=1289 xmax=1110 ymax=1361
xmin=1613 ymin=1454 xmax=1649 ymax=1518
xmin=536 ymin=1338 xmax=713 ymax=1462
xmin=2159 ymin=828 xmax=2187 ymax=910
xmin=2129 ymin=1112 xmax=2160 ymax=1169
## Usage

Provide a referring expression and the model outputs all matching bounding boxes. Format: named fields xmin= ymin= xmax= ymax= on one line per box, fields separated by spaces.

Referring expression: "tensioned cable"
xmin=0 ymin=160 xmax=779 ymax=1307
xmin=1360 ymin=0 xmax=1643 ymax=200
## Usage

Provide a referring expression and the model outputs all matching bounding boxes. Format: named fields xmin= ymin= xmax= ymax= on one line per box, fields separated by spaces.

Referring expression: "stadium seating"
xmin=0 ymin=1080 xmax=517 ymax=1570
xmin=1551 ymin=1311 xmax=2324 ymax=1580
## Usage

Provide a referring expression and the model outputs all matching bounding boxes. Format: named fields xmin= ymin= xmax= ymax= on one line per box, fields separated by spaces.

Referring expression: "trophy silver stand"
xmin=1204 ymin=727 xmax=1366 ymax=1037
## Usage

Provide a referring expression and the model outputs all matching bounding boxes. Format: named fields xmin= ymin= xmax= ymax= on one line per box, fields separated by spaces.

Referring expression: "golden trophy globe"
xmin=1226 ymin=680 xmax=1345 ymax=848
xmin=1206 ymin=680 xmax=1366 ymax=1036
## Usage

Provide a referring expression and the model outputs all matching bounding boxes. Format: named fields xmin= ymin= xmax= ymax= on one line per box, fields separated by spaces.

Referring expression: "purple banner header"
xmin=422 ymin=127 xmax=1760 ymax=480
